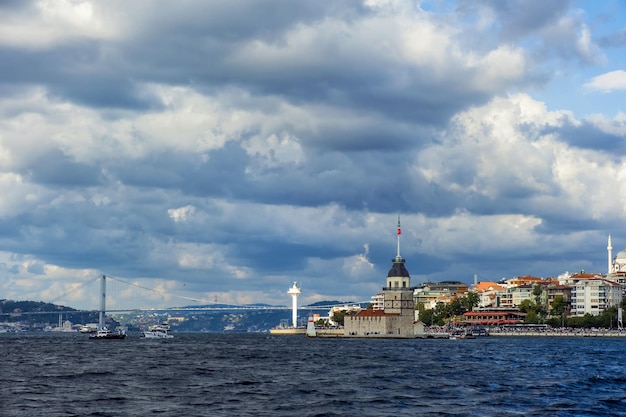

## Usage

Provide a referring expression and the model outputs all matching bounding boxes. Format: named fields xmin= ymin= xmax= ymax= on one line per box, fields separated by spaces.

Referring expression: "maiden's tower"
xmin=344 ymin=217 xmax=417 ymax=337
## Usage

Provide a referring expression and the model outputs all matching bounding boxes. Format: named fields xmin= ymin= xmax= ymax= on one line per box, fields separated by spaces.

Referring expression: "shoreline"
xmin=489 ymin=330 xmax=626 ymax=337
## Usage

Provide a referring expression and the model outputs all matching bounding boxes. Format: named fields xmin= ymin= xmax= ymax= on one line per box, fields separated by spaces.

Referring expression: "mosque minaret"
xmin=607 ymin=234 xmax=626 ymax=280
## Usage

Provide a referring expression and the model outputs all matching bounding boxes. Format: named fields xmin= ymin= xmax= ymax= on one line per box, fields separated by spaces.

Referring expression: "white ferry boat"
xmin=89 ymin=327 xmax=126 ymax=340
xmin=143 ymin=323 xmax=174 ymax=339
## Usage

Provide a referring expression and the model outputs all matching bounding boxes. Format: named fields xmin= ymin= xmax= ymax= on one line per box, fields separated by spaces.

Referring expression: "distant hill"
xmin=305 ymin=300 xmax=357 ymax=307
xmin=1 ymin=299 xmax=76 ymax=314
xmin=178 ymin=303 xmax=285 ymax=309
xmin=0 ymin=299 xmax=100 ymax=326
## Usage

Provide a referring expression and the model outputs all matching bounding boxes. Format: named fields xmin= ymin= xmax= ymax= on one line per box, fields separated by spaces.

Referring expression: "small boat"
xmin=143 ymin=323 xmax=174 ymax=339
xmin=450 ymin=330 xmax=475 ymax=340
xmin=89 ymin=327 xmax=126 ymax=340
xmin=80 ymin=323 xmax=98 ymax=333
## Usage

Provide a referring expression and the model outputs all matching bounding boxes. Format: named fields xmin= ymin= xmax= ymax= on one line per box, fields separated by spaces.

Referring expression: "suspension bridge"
xmin=1 ymin=274 xmax=363 ymax=320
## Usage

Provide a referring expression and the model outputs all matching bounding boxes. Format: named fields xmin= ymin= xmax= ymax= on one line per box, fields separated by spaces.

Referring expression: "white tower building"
xmin=287 ymin=282 xmax=301 ymax=328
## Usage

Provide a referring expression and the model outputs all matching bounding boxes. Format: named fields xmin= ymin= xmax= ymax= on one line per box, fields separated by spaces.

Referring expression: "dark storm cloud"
xmin=233 ymin=241 xmax=337 ymax=273
xmin=126 ymin=0 xmax=357 ymax=43
xmin=25 ymin=148 xmax=104 ymax=187
xmin=535 ymin=213 xmax=604 ymax=235
xmin=0 ymin=0 xmax=523 ymax=125
xmin=0 ymin=0 xmax=33 ymax=13
xmin=457 ymin=0 xmax=604 ymax=66
xmin=549 ymin=120 xmax=626 ymax=154
xmin=2 ymin=188 xmax=185 ymax=277
xmin=0 ymin=42 xmax=163 ymax=110
xmin=0 ymin=1 xmax=369 ymax=110
xmin=464 ymin=0 xmax=573 ymax=40
xmin=111 ymin=151 xmax=202 ymax=190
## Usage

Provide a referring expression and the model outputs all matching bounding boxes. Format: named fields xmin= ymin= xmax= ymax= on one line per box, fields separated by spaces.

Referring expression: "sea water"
xmin=1 ymin=333 xmax=626 ymax=416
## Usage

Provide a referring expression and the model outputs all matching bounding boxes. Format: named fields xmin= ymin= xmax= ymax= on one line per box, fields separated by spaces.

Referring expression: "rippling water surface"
xmin=2 ymin=333 xmax=626 ymax=416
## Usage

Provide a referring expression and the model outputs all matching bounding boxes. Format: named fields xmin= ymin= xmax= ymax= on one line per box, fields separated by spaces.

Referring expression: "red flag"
xmin=397 ymin=217 xmax=401 ymax=235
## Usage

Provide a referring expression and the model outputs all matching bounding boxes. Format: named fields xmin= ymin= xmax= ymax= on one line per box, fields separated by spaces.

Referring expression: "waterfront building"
xmin=498 ymin=284 xmax=534 ymax=308
xmin=344 ymin=217 xmax=417 ymax=337
xmin=570 ymin=277 xmax=622 ymax=317
xmin=412 ymin=287 xmax=448 ymax=310
xmin=327 ymin=304 xmax=362 ymax=326
xmin=370 ymin=292 xmax=384 ymax=310
xmin=501 ymin=275 xmax=544 ymax=288
xmin=462 ymin=308 xmax=526 ymax=325
xmin=470 ymin=281 xmax=506 ymax=309
xmin=413 ymin=281 xmax=468 ymax=309
xmin=544 ymin=283 xmax=572 ymax=314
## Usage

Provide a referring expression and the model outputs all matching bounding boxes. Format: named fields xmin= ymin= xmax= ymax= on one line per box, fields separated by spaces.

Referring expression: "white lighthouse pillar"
xmin=608 ymin=234 xmax=613 ymax=274
xmin=287 ymin=282 xmax=301 ymax=328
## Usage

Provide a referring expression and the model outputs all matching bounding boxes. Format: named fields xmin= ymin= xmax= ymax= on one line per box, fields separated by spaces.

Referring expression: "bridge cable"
xmin=48 ymin=275 xmax=102 ymax=304
xmin=106 ymin=275 xmax=208 ymax=304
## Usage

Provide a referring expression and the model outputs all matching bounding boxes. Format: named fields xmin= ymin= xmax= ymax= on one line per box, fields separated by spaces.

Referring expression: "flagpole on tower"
xmin=396 ymin=216 xmax=401 ymax=260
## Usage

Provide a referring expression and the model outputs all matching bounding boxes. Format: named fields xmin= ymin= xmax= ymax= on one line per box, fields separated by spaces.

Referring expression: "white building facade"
xmin=570 ymin=278 xmax=623 ymax=317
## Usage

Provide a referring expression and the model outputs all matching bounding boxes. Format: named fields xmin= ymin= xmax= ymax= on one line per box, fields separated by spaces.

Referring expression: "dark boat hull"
xmin=89 ymin=334 xmax=126 ymax=340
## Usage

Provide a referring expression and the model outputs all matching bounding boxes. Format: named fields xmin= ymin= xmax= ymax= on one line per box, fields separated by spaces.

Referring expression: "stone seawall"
xmin=490 ymin=331 xmax=626 ymax=337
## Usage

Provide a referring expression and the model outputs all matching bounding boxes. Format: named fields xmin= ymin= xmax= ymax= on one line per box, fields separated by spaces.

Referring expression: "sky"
xmin=1 ymin=0 xmax=626 ymax=311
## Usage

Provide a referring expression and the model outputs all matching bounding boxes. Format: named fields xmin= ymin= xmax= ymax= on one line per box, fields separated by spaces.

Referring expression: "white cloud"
xmin=416 ymin=93 xmax=626 ymax=233
xmin=344 ymin=243 xmax=375 ymax=277
xmin=586 ymin=112 xmax=626 ymax=136
xmin=0 ymin=172 xmax=51 ymax=217
xmin=243 ymin=132 xmax=305 ymax=173
xmin=417 ymin=94 xmax=569 ymax=197
xmin=0 ymin=0 xmax=122 ymax=49
xmin=168 ymin=205 xmax=196 ymax=223
xmin=584 ymin=70 xmax=626 ymax=93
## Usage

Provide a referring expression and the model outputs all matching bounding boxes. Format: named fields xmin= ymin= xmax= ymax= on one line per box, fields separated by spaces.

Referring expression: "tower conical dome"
xmin=385 ymin=216 xmax=411 ymax=288
xmin=387 ymin=257 xmax=410 ymax=278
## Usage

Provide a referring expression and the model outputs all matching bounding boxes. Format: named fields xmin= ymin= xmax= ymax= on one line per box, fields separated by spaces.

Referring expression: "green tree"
xmin=525 ymin=310 xmax=540 ymax=324
xmin=331 ymin=311 xmax=347 ymax=326
xmin=449 ymin=298 xmax=463 ymax=316
xmin=582 ymin=313 xmax=595 ymax=328
xmin=532 ymin=284 xmax=543 ymax=306
xmin=518 ymin=299 xmax=534 ymax=313
xmin=464 ymin=291 xmax=480 ymax=311
xmin=420 ymin=308 xmax=434 ymax=326
xmin=550 ymin=296 xmax=567 ymax=317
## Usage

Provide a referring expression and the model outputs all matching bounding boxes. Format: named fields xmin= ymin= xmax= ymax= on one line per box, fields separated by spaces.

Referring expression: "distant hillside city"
xmin=2 ymin=269 xmax=624 ymax=333
xmin=2 ymin=236 xmax=625 ymax=333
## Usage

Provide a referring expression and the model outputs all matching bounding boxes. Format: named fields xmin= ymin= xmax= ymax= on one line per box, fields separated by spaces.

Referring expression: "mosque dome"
xmin=616 ymin=249 xmax=626 ymax=262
